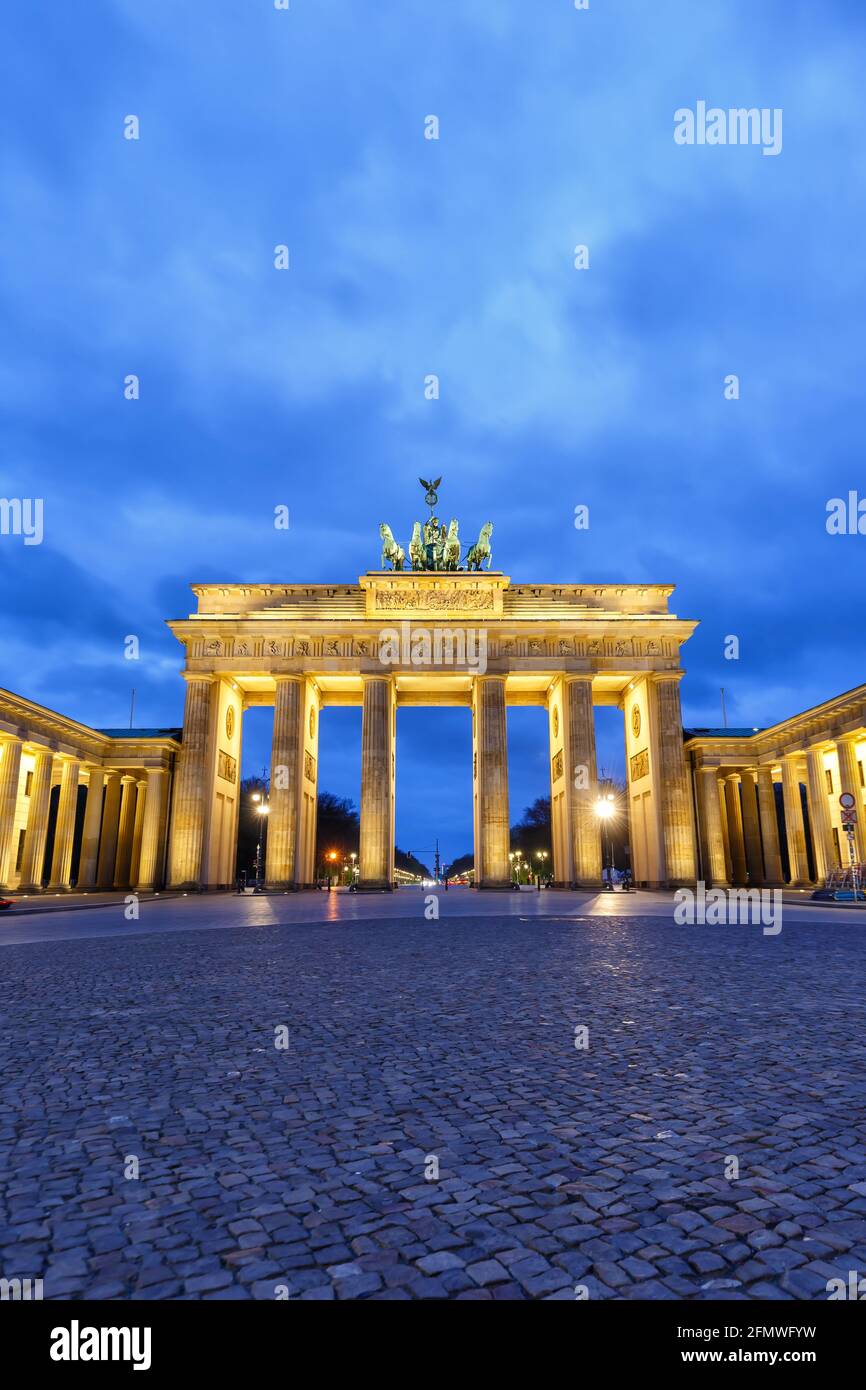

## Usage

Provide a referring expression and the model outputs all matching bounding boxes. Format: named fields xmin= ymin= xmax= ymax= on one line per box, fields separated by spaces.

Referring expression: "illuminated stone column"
xmin=128 ymin=779 xmax=148 ymax=889
xmin=805 ymin=747 xmax=835 ymax=883
xmin=781 ymin=754 xmax=810 ymax=887
xmin=168 ymin=675 xmax=215 ymax=887
xmin=266 ymin=676 xmax=304 ymax=886
xmin=649 ymin=676 xmax=697 ymax=884
xmin=473 ymin=675 xmax=510 ymax=888
xmin=97 ymin=773 xmax=123 ymax=888
xmin=835 ymin=737 xmax=866 ymax=862
xmin=718 ymin=776 xmax=733 ymax=882
xmin=136 ymin=769 xmax=170 ymax=892
xmin=17 ymin=750 xmax=54 ymax=891
xmin=724 ymin=776 xmax=748 ymax=886
xmin=48 ymin=759 xmax=81 ymax=889
xmin=77 ymin=769 xmax=105 ymax=889
xmin=740 ymin=771 xmax=765 ymax=885
xmin=113 ymin=775 xmax=138 ymax=888
xmin=359 ymin=675 xmax=396 ymax=889
xmin=756 ymin=766 xmax=784 ymax=886
xmin=696 ymin=766 xmax=729 ymax=887
xmin=564 ymin=676 xmax=601 ymax=886
xmin=0 ymin=737 xmax=23 ymax=887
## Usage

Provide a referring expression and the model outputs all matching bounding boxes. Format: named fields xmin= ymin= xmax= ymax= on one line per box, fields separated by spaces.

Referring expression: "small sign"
xmin=840 ymin=791 xmax=857 ymax=809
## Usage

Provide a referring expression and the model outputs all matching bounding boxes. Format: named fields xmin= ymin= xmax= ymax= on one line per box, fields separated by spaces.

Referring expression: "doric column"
xmin=113 ymin=775 xmax=138 ymax=887
xmin=48 ymin=759 xmax=81 ymax=889
xmin=564 ymin=676 xmax=601 ymax=886
xmin=266 ymin=677 xmax=304 ymax=886
xmin=740 ymin=771 xmax=764 ymax=885
xmin=724 ymin=776 xmax=748 ymax=885
xmin=136 ymin=768 xmax=170 ymax=892
xmin=649 ymin=676 xmax=697 ymax=884
xmin=781 ymin=754 xmax=810 ymax=886
xmin=756 ymin=766 xmax=784 ymax=885
xmin=696 ymin=767 xmax=729 ymax=886
xmin=17 ymin=750 xmax=54 ymax=891
xmin=97 ymin=773 xmax=122 ymax=888
xmin=128 ymin=780 xmax=148 ymax=889
xmin=0 ymin=737 xmax=24 ymax=887
xmin=359 ymin=675 xmax=396 ymax=888
xmin=835 ymin=737 xmax=866 ymax=862
xmin=76 ymin=769 xmax=105 ymax=889
xmin=168 ymin=675 xmax=215 ymax=887
xmin=473 ymin=675 xmax=510 ymax=888
xmin=805 ymin=747 xmax=836 ymax=883
xmin=718 ymin=776 xmax=733 ymax=882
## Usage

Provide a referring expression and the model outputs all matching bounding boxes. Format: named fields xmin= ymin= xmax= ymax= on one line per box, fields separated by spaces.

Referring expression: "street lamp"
xmin=595 ymin=793 xmax=616 ymax=887
xmin=253 ymin=795 xmax=270 ymax=889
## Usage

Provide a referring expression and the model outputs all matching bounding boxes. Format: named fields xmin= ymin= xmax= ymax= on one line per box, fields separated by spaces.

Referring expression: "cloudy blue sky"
xmin=2 ymin=0 xmax=865 ymax=864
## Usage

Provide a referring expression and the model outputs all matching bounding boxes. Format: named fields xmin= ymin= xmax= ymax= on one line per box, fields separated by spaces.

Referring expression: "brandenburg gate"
xmin=164 ymin=568 xmax=699 ymax=890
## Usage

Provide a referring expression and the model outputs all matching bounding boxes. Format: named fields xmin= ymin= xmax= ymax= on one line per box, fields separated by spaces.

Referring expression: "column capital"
xmin=182 ymin=672 xmax=214 ymax=685
xmin=120 ymin=773 xmax=138 ymax=785
xmin=647 ymin=670 xmax=685 ymax=685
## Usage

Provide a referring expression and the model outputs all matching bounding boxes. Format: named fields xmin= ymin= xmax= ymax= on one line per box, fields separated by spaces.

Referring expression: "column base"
xmin=475 ymin=881 xmax=515 ymax=891
xmin=356 ymin=881 xmax=394 ymax=892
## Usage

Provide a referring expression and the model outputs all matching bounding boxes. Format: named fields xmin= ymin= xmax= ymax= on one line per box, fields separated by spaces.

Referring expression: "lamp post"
xmin=325 ymin=850 xmax=338 ymax=889
xmin=594 ymin=793 xmax=615 ymax=888
xmin=535 ymin=849 xmax=548 ymax=888
xmin=252 ymin=792 xmax=270 ymax=890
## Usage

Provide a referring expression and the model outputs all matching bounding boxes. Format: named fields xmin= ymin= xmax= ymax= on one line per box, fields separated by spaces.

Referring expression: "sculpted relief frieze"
xmin=374 ymin=588 xmax=495 ymax=612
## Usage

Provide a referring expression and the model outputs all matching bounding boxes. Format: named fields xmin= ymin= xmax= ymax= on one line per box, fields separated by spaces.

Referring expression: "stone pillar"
xmin=97 ymin=773 xmax=123 ymax=888
xmin=77 ymin=769 xmax=105 ymax=889
xmin=0 ymin=737 xmax=23 ymax=887
xmin=128 ymin=780 xmax=148 ymax=889
xmin=168 ymin=675 xmax=215 ymax=887
xmin=473 ymin=675 xmax=510 ymax=888
xmin=805 ymin=747 xmax=836 ymax=883
xmin=756 ymin=766 xmax=784 ymax=886
xmin=649 ymin=676 xmax=697 ymax=884
xmin=740 ymin=771 xmax=764 ymax=885
xmin=724 ymin=776 xmax=748 ymax=886
xmin=718 ymin=776 xmax=733 ymax=883
xmin=267 ymin=677 xmax=304 ymax=886
xmin=113 ymin=775 xmax=138 ymax=888
xmin=564 ymin=676 xmax=601 ymax=886
xmin=836 ymin=737 xmax=866 ymax=862
xmin=136 ymin=769 xmax=170 ymax=892
xmin=696 ymin=767 xmax=729 ymax=886
xmin=48 ymin=759 xmax=81 ymax=889
xmin=359 ymin=675 xmax=395 ymax=889
xmin=17 ymin=750 xmax=54 ymax=891
xmin=781 ymin=755 xmax=810 ymax=886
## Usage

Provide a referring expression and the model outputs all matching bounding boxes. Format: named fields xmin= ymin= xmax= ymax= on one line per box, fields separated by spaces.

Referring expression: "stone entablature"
xmin=170 ymin=572 xmax=696 ymax=694
xmin=189 ymin=576 xmax=677 ymax=619
xmin=0 ymin=687 xmax=180 ymax=770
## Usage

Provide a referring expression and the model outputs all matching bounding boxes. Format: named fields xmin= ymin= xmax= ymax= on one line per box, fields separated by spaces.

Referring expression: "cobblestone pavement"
xmin=2 ymin=904 xmax=865 ymax=1300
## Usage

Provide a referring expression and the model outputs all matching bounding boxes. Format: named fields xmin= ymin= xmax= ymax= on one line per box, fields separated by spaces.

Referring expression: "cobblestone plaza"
xmin=2 ymin=892 xmax=865 ymax=1301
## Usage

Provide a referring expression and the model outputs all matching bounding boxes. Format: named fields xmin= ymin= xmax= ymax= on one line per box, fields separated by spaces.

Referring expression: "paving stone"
xmin=2 ymin=904 xmax=863 ymax=1302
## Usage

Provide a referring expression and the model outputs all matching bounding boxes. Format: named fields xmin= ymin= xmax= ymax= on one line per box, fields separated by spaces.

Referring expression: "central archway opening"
xmin=396 ymin=705 xmax=472 ymax=881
